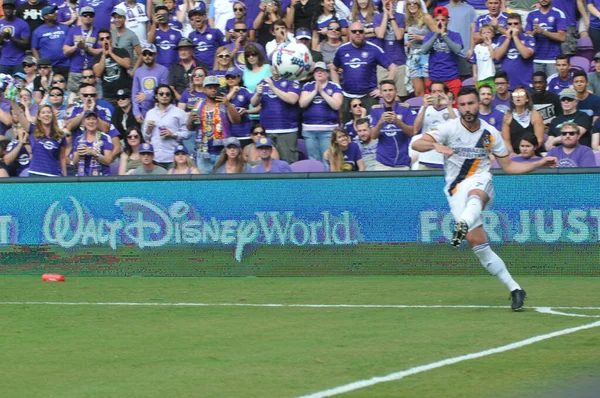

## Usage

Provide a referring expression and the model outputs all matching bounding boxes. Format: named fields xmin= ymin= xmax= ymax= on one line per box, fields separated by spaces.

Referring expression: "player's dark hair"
xmin=457 ymin=86 xmax=479 ymax=99
xmin=429 ymin=80 xmax=450 ymax=94
xmin=573 ymin=70 xmax=588 ymax=81
xmin=532 ymin=71 xmax=547 ymax=80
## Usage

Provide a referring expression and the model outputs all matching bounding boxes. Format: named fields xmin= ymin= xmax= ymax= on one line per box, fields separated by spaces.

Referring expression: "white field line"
xmin=296 ymin=320 xmax=600 ymax=398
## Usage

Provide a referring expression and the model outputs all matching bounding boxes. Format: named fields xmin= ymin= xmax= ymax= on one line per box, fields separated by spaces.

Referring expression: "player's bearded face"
xmin=461 ymin=109 xmax=479 ymax=123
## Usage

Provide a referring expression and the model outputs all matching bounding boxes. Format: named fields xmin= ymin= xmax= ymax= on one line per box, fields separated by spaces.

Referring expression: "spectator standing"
xmin=471 ymin=0 xmax=508 ymax=45
xmin=493 ymin=13 xmax=535 ymax=90
xmin=299 ymin=61 xmax=343 ymax=163
xmin=79 ymin=0 xmax=120 ymax=30
xmin=525 ymin=0 xmax=566 ymax=77
xmin=242 ymin=43 xmax=272 ymax=92
xmin=546 ymin=122 xmax=597 ymax=167
xmin=178 ymin=65 xmax=208 ymax=113
xmin=501 ymin=86 xmax=545 ymax=154
xmin=253 ymin=0 xmax=284 ymax=48
xmin=225 ymin=1 xmax=255 ymax=42
xmin=164 ymin=0 xmax=183 ymax=31
xmin=468 ymin=24 xmax=496 ymax=89
xmin=531 ymin=70 xmax=562 ymax=125
xmin=446 ymin=0 xmax=477 ymax=78
xmin=313 ymin=0 xmax=349 ymax=44
xmin=316 ymin=19 xmax=344 ymax=66
xmin=546 ymin=87 xmax=594 ymax=149
xmin=370 ymin=79 xmax=416 ymax=170
xmin=421 ymin=6 xmax=463 ymax=99
xmin=47 ymin=86 xmax=68 ymax=129
xmin=32 ymin=58 xmax=54 ymax=103
xmin=478 ymin=83 xmax=504 ymax=131
xmin=223 ymin=67 xmax=255 ymax=145
xmin=286 ymin=0 xmax=321 ymax=39
xmin=93 ymin=29 xmax=132 ymax=108
xmin=20 ymin=55 xmax=37 ymax=91
xmin=251 ymin=137 xmax=292 ymax=173
xmin=355 ymin=117 xmax=378 ymax=170
xmin=31 ymin=6 xmax=70 ymax=78
xmin=16 ymin=0 xmax=45 ymax=34
xmin=72 ymin=111 xmax=114 ymax=176
xmin=149 ymin=5 xmax=183 ymax=70
xmin=188 ymin=3 xmax=226 ymax=72
xmin=0 ymin=0 xmax=31 ymax=75
xmin=226 ymin=21 xmax=266 ymax=72
xmin=131 ymin=143 xmax=168 ymax=175
xmin=588 ymin=0 xmax=600 ymax=55
xmin=65 ymin=83 xmax=111 ymax=135
xmin=132 ymin=44 xmax=170 ymax=124
xmin=588 ymin=52 xmax=600 ymax=94
xmin=376 ymin=0 xmax=407 ymax=97
xmin=62 ymin=6 xmax=101 ymax=93
xmin=142 ymin=85 xmax=191 ymax=169
xmin=213 ymin=46 xmax=235 ymax=85
xmin=491 ymin=70 xmax=511 ymax=113
xmin=112 ymin=89 xmax=140 ymax=140
xmin=57 ymin=0 xmax=78 ymax=28
xmin=551 ymin=0 xmax=587 ymax=56
xmin=114 ymin=0 xmax=149 ymax=46
xmin=110 ymin=8 xmax=142 ymax=72
xmin=169 ymin=38 xmax=208 ymax=101
xmin=405 ymin=0 xmax=435 ymax=97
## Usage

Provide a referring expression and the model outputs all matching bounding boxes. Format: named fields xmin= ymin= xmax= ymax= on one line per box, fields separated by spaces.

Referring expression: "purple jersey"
xmin=466 ymin=0 xmax=487 ymax=9
xmin=154 ymin=28 xmax=183 ymax=68
xmin=0 ymin=17 xmax=30 ymax=66
xmin=333 ymin=41 xmax=392 ymax=96
xmin=68 ymin=104 xmax=112 ymax=126
xmin=590 ymin=0 xmax=600 ymax=30
xmin=474 ymin=12 xmax=509 ymax=39
xmin=57 ymin=3 xmax=77 ymax=24
xmin=28 ymin=130 xmax=67 ymax=177
xmin=251 ymin=159 xmax=292 ymax=173
xmin=131 ymin=63 xmax=170 ymax=117
xmin=423 ymin=31 xmax=463 ymax=81
xmin=301 ymin=81 xmax=343 ymax=128
xmin=225 ymin=17 xmax=254 ymax=34
xmin=380 ymin=12 xmax=406 ymax=65
xmin=179 ymin=89 xmax=206 ymax=113
xmin=491 ymin=95 xmax=511 ymax=114
xmin=496 ymin=33 xmax=536 ymax=90
xmin=547 ymin=145 xmax=597 ymax=167
xmin=547 ymin=71 xmax=574 ymax=95
xmin=225 ymin=41 xmax=267 ymax=72
xmin=188 ymin=28 xmax=226 ymax=71
xmin=479 ymin=108 xmax=504 ymax=131
xmin=72 ymin=132 xmax=114 ymax=176
xmin=526 ymin=8 xmax=567 ymax=62
xmin=369 ymin=103 xmax=416 ymax=167
xmin=64 ymin=26 xmax=101 ymax=72
xmin=259 ymin=78 xmax=301 ymax=134
xmin=168 ymin=9 xmax=183 ymax=30
xmin=552 ymin=0 xmax=577 ymax=27
xmin=5 ymin=139 xmax=31 ymax=176
xmin=340 ymin=141 xmax=363 ymax=171
xmin=31 ymin=24 xmax=70 ymax=67
xmin=229 ymin=87 xmax=253 ymax=138
xmin=79 ymin=0 xmax=120 ymax=30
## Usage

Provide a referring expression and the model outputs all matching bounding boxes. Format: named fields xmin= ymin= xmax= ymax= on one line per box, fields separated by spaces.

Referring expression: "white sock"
xmin=473 ymin=243 xmax=521 ymax=292
xmin=460 ymin=195 xmax=483 ymax=228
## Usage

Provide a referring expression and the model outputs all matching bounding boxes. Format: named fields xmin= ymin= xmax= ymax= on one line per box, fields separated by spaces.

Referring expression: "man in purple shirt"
xmin=469 ymin=0 xmax=508 ymax=58
xmin=376 ymin=5 xmax=408 ymax=98
xmin=225 ymin=21 xmax=266 ymax=72
xmin=188 ymin=2 xmax=226 ymax=72
xmin=493 ymin=13 xmax=536 ymax=90
xmin=0 ymin=0 xmax=31 ymax=74
xmin=148 ymin=4 xmax=182 ymax=69
xmin=546 ymin=121 xmax=597 ymax=167
xmin=491 ymin=71 xmax=511 ymax=113
xmin=251 ymin=137 xmax=293 ymax=173
xmin=31 ymin=6 xmax=70 ymax=78
xmin=478 ymin=83 xmax=504 ymax=131
xmin=333 ymin=21 xmax=396 ymax=122
xmin=132 ymin=43 xmax=170 ymax=124
xmin=547 ymin=54 xmax=573 ymax=94
xmin=525 ymin=0 xmax=566 ymax=77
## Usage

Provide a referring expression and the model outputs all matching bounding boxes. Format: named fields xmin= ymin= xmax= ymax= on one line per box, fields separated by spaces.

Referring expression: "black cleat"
xmin=451 ymin=220 xmax=468 ymax=247
xmin=510 ymin=289 xmax=526 ymax=312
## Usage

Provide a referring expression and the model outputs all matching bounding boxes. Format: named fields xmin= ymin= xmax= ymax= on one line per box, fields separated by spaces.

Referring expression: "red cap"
xmin=433 ymin=6 xmax=449 ymax=17
xmin=42 ymin=274 xmax=65 ymax=282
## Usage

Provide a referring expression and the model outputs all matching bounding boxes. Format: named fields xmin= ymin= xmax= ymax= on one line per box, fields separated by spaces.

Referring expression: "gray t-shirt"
xmin=320 ymin=42 xmax=342 ymax=65
xmin=509 ymin=0 xmax=538 ymax=11
xmin=111 ymin=28 xmax=140 ymax=64
xmin=447 ymin=2 xmax=477 ymax=58
xmin=132 ymin=165 xmax=168 ymax=175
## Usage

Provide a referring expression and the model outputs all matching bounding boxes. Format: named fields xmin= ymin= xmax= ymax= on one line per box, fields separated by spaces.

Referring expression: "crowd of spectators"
xmin=0 ymin=0 xmax=599 ymax=177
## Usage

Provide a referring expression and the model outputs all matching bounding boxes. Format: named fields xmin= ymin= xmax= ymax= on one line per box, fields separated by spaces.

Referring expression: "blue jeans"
xmin=302 ymin=130 xmax=332 ymax=164
xmin=0 ymin=64 xmax=23 ymax=75
xmin=195 ymin=152 xmax=219 ymax=174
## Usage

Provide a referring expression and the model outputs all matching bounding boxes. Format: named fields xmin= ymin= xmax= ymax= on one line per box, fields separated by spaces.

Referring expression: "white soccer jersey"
xmin=417 ymin=105 xmax=460 ymax=167
xmin=427 ymin=118 xmax=508 ymax=196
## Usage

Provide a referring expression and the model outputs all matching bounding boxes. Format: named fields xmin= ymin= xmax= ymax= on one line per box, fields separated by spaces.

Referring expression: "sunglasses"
xmin=127 ymin=134 xmax=140 ymax=139
xmin=225 ymin=75 xmax=238 ymax=79
xmin=494 ymin=82 xmax=507 ymax=86
xmin=351 ymin=103 xmax=363 ymax=108
xmin=49 ymin=93 xmax=63 ymax=97
xmin=142 ymin=51 xmax=155 ymax=56
xmin=233 ymin=7 xmax=244 ymax=11
xmin=561 ymin=97 xmax=575 ymax=102
xmin=51 ymin=79 xmax=65 ymax=84
xmin=99 ymin=37 xmax=111 ymax=41
xmin=350 ymin=29 xmax=364 ymax=34
xmin=507 ymin=22 xmax=520 ymax=26
xmin=81 ymin=93 xmax=97 ymax=97
xmin=251 ymin=131 xmax=266 ymax=135
xmin=157 ymin=91 xmax=172 ymax=97
xmin=233 ymin=28 xmax=247 ymax=32
xmin=217 ymin=53 xmax=231 ymax=58
xmin=82 ymin=74 xmax=94 ymax=79
xmin=328 ymin=26 xmax=341 ymax=31
xmin=247 ymin=52 xmax=258 ymax=57
xmin=82 ymin=13 xmax=94 ymax=17
xmin=23 ymin=63 xmax=36 ymax=68
xmin=511 ymin=92 xmax=526 ymax=98
xmin=192 ymin=73 xmax=205 ymax=77
xmin=561 ymin=131 xmax=578 ymax=136
xmin=117 ymin=95 xmax=130 ymax=100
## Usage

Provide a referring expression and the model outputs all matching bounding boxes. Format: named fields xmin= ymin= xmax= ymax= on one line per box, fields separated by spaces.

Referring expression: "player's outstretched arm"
xmin=496 ymin=155 xmax=558 ymax=175
xmin=411 ymin=134 xmax=454 ymax=157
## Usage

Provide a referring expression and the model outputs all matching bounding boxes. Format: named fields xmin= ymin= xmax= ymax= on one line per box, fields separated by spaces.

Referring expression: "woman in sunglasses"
xmin=212 ymin=46 xmax=234 ymax=86
xmin=225 ymin=1 xmax=255 ymax=42
xmin=119 ymin=127 xmax=146 ymax=175
xmin=317 ymin=20 xmax=344 ymax=65
xmin=343 ymin=98 xmax=367 ymax=142
xmin=313 ymin=0 xmax=349 ymax=45
xmin=405 ymin=0 xmax=436 ymax=97
xmin=501 ymin=85 xmax=544 ymax=155
xmin=178 ymin=65 xmax=208 ymax=113
xmin=242 ymin=124 xmax=280 ymax=166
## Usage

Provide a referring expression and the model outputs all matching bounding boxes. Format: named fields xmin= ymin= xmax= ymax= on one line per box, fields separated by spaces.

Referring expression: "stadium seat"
xmin=19 ymin=168 xmax=29 ymax=177
xmin=290 ymin=159 xmax=327 ymax=172
xmin=296 ymin=139 xmax=308 ymax=161
xmin=595 ymin=152 xmax=600 ymax=167
xmin=405 ymin=96 xmax=424 ymax=112
xmin=462 ymin=77 xmax=475 ymax=88
xmin=109 ymin=162 xmax=120 ymax=176
xmin=570 ymin=56 xmax=590 ymax=72
xmin=577 ymin=37 xmax=594 ymax=62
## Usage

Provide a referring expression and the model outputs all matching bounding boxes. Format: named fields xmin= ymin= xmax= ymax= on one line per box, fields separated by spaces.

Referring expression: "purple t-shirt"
xmin=64 ymin=26 xmax=101 ymax=72
xmin=553 ymin=0 xmax=577 ymax=27
xmin=251 ymin=158 xmax=292 ymax=173
xmin=589 ymin=0 xmax=600 ymax=30
xmin=479 ymin=108 xmax=505 ymax=131
xmin=423 ymin=31 xmax=463 ymax=81
xmin=179 ymin=89 xmax=206 ymax=113
xmin=168 ymin=9 xmax=183 ymax=31
xmin=547 ymin=71 xmax=574 ymax=95
xmin=380 ymin=12 xmax=406 ymax=65
xmin=547 ymin=145 xmax=597 ymax=167
xmin=496 ymin=33 xmax=536 ymax=90
xmin=474 ymin=12 xmax=509 ymax=41
xmin=79 ymin=0 xmax=120 ymax=30
xmin=29 ymin=130 xmax=67 ymax=177
xmin=259 ymin=78 xmax=301 ymax=134
xmin=72 ymin=132 xmax=114 ymax=176
xmin=229 ymin=86 xmax=253 ymax=138
xmin=301 ymin=81 xmax=343 ymax=127
xmin=340 ymin=141 xmax=363 ymax=171
xmin=131 ymin=63 xmax=170 ymax=117
xmin=491 ymin=95 xmax=511 ymax=114
xmin=224 ymin=41 xmax=267 ymax=72
xmin=369 ymin=103 xmax=416 ymax=167
xmin=526 ymin=8 xmax=567 ymax=62
xmin=31 ymin=24 xmax=70 ymax=67
xmin=466 ymin=0 xmax=487 ymax=9
xmin=57 ymin=3 xmax=77 ymax=24
xmin=333 ymin=41 xmax=392 ymax=96
xmin=188 ymin=27 xmax=226 ymax=71
xmin=5 ymin=139 xmax=31 ymax=176
xmin=0 ymin=17 xmax=30 ymax=66
xmin=154 ymin=27 xmax=183 ymax=68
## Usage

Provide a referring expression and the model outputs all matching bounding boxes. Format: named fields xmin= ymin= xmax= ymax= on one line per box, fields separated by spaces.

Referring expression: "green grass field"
xmin=1 ymin=276 xmax=599 ymax=398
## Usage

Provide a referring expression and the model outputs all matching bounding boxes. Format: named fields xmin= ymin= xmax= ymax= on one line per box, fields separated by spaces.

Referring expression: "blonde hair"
xmin=213 ymin=46 xmax=233 ymax=71
xmin=406 ymin=1 xmax=426 ymax=28
xmin=213 ymin=145 xmax=247 ymax=173
xmin=351 ymin=0 xmax=375 ymax=24
xmin=328 ymin=127 xmax=349 ymax=172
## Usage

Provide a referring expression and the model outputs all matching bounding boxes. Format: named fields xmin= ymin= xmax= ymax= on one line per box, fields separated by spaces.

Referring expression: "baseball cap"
xmin=433 ymin=6 xmax=449 ymax=18
xmin=175 ymin=38 xmax=195 ymax=49
xmin=23 ymin=55 xmax=37 ymax=65
xmin=41 ymin=5 xmax=57 ymax=17
xmin=37 ymin=58 xmax=52 ymax=66
xmin=188 ymin=2 xmax=207 ymax=16
xmin=223 ymin=137 xmax=241 ymax=148
xmin=173 ymin=144 xmax=189 ymax=155
xmin=295 ymin=29 xmax=311 ymax=40
xmin=255 ymin=137 xmax=273 ymax=148
xmin=2 ymin=0 xmax=16 ymax=6
xmin=15 ymin=72 xmax=27 ymax=80
xmin=203 ymin=75 xmax=220 ymax=87
xmin=313 ymin=61 xmax=327 ymax=71
xmin=112 ymin=8 xmax=126 ymax=17
xmin=80 ymin=6 xmax=95 ymax=15
xmin=224 ymin=67 xmax=241 ymax=77
xmin=141 ymin=43 xmax=157 ymax=53
xmin=594 ymin=52 xmax=600 ymax=61
xmin=559 ymin=87 xmax=577 ymax=100
xmin=83 ymin=110 xmax=98 ymax=118
xmin=116 ymin=88 xmax=130 ymax=97
xmin=139 ymin=143 xmax=155 ymax=154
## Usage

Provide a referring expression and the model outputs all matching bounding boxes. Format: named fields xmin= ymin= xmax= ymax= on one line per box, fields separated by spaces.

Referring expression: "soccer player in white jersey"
xmin=412 ymin=86 xmax=558 ymax=311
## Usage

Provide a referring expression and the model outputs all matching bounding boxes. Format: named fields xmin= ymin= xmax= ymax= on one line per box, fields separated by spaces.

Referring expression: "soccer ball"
xmin=271 ymin=41 xmax=313 ymax=80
